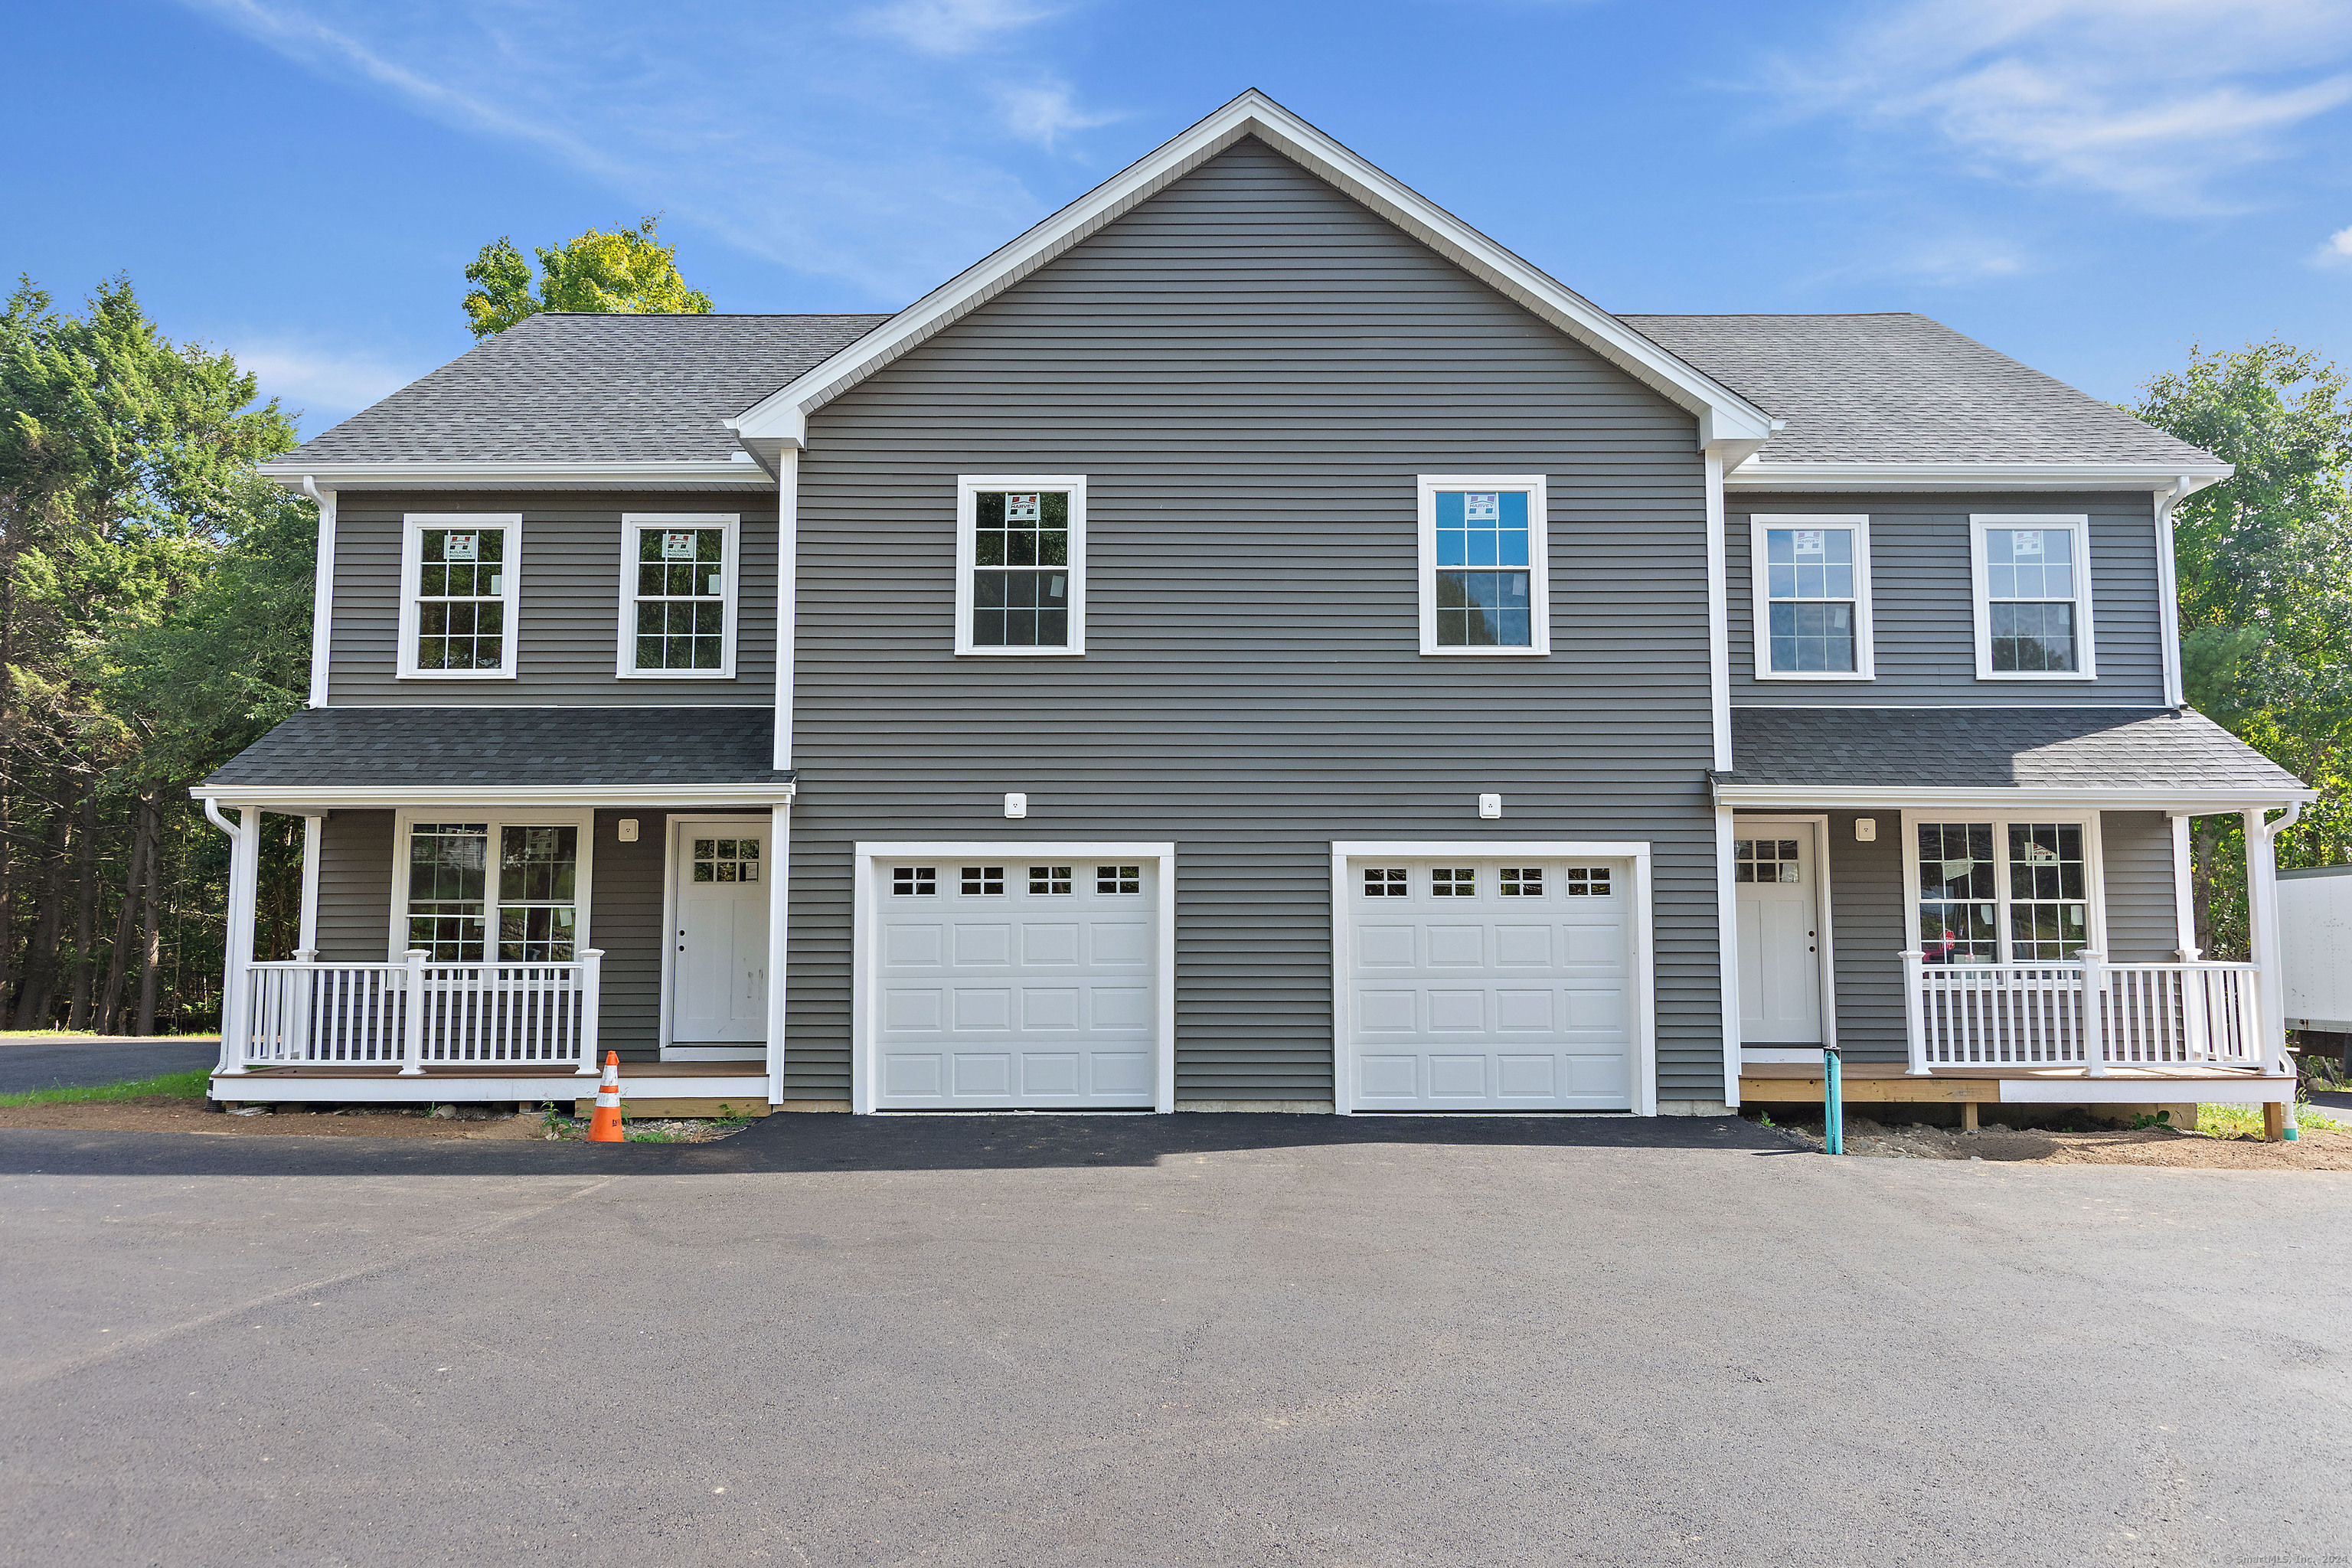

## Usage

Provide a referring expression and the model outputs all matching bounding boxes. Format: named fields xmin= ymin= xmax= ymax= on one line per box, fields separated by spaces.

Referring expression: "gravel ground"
xmin=1773 ymin=1114 xmax=2352 ymax=1168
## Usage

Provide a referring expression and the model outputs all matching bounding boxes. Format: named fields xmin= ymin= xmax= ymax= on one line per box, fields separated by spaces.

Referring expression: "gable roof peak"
xmin=729 ymin=90 xmax=1776 ymax=455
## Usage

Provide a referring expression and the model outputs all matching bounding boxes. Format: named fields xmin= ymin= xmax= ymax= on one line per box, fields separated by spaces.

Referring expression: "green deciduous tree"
xmin=2132 ymin=341 xmax=2352 ymax=955
xmin=462 ymin=214 xmax=714 ymax=337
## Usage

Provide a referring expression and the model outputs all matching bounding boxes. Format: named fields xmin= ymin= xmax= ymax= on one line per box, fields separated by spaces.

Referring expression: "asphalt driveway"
xmin=3 ymin=1112 xmax=2347 ymax=1566
xmin=0 ymin=1034 xmax=218 ymax=1094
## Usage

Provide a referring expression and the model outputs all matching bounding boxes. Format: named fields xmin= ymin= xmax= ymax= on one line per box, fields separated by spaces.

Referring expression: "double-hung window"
xmin=399 ymin=812 xmax=592 ymax=963
xmin=1971 ymin=515 xmax=2096 ymax=679
xmin=956 ymin=475 xmax=1086 ymax=655
xmin=1912 ymin=817 xmax=2097 ymax=966
xmin=1750 ymin=514 xmax=1873 ymax=678
xmin=1417 ymin=475 xmax=1550 ymax=655
xmin=399 ymin=514 xmax=520 ymax=679
xmin=618 ymin=513 xmax=739 ymax=678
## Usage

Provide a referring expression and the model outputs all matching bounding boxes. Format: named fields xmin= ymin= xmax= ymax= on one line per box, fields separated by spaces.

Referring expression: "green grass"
xmin=0 ymin=1070 xmax=212 ymax=1108
xmin=2197 ymin=1100 xmax=2345 ymax=1139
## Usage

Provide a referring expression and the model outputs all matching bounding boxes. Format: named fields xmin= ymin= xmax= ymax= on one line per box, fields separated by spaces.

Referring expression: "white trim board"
xmin=1416 ymin=474 xmax=1550 ymax=657
xmin=261 ymin=460 xmax=772 ymax=490
xmin=1725 ymin=462 xmax=2233 ymax=492
xmin=211 ymin=1073 xmax=774 ymax=1105
xmin=848 ymin=841 xmax=1179 ymax=1115
xmin=615 ymin=513 xmax=741 ymax=681
xmin=397 ymin=514 xmax=521 ymax=682
xmin=1747 ymin=514 xmax=1876 ymax=681
xmin=955 ymin=475 xmax=1088 ymax=657
xmin=1328 ymin=840 xmax=1660 ymax=1117
xmin=1712 ymin=786 xmax=2314 ymax=812
xmin=1968 ymin=514 xmax=2096 ymax=682
xmin=195 ymin=784 xmax=796 ymax=810
xmin=729 ymin=91 xmax=1774 ymax=452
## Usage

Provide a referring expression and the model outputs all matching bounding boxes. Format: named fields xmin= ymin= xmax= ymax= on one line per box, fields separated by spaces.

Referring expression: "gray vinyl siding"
xmin=785 ymin=136 xmax=1723 ymax=1106
xmin=1821 ymin=811 xmax=1908 ymax=1063
xmin=325 ymin=489 xmax=777 ymax=706
xmin=1727 ymin=492 xmax=2167 ymax=705
xmin=1763 ymin=806 xmax=2184 ymax=1064
xmin=315 ymin=810 xmax=396 ymax=963
xmin=2099 ymin=811 xmax=2181 ymax=962
xmin=309 ymin=808 xmax=670 ymax=1060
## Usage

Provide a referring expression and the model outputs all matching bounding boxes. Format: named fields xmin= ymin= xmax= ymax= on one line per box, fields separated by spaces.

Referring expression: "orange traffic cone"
xmin=586 ymin=1051 xmax=626 ymax=1143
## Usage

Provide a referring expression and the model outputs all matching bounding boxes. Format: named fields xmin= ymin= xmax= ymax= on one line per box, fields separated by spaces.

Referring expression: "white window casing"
xmin=1969 ymin=514 xmax=2096 ymax=681
xmin=1749 ymin=514 xmax=1874 ymax=681
xmin=1416 ymin=475 xmax=1551 ymax=657
xmin=398 ymin=513 xmax=522 ymax=681
xmin=385 ymin=808 xmax=596 ymax=962
xmin=955 ymin=475 xmax=1087 ymax=656
xmin=616 ymin=512 xmax=740 ymax=679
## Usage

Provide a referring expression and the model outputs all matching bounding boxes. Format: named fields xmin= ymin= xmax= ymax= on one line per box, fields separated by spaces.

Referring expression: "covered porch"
xmin=1713 ymin=707 xmax=2314 ymax=1131
xmin=191 ymin=707 xmax=796 ymax=1108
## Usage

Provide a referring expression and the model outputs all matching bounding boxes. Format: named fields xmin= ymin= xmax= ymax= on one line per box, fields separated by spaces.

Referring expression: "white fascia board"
xmin=258 ymin=460 xmax=770 ymax=491
xmin=191 ymin=783 xmax=795 ymax=809
xmin=1712 ymin=784 xmax=2314 ymax=812
xmin=730 ymin=90 xmax=1775 ymax=449
xmin=1725 ymin=462 xmax=2236 ymax=493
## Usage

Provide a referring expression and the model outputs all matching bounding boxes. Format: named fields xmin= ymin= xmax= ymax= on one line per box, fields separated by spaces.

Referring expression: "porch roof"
xmin=1715 ymin=706 xmax=2309 ymax=809
xmin=194 ymin=707 xmax=794 ymax=807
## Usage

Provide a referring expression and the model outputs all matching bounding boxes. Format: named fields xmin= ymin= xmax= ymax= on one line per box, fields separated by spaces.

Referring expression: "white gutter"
xmin=256 ymin=458 xmax=771 ymax=491
xmin=2150 ymin=472 xmax=2223 ymax=710
xmin=1726 ymin=461 xmax=2235 ymax=493
xmin=1712 ymin=783 xmax=2315 ymax=812
xmin=190 ymin=783 xmax=797 ymax=810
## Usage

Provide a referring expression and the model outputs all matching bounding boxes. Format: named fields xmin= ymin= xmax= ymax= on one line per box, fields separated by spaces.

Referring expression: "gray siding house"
xmin=198 ymin=92 xmax=2313 ymax=1125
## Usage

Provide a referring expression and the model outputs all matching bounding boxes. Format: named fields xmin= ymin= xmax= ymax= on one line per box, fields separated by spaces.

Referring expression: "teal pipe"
xmin=1823 ymin=1044 xmax=1844 ymax=1155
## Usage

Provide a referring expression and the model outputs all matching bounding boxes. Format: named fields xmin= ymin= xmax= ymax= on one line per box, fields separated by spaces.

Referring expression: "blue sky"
xmin=8 ymin=0 xmax=2352 ymax=437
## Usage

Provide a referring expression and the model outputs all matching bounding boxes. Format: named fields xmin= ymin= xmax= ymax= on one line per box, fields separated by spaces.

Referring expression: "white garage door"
xmin=874 ymin=858 xmax=1159 ymax=1109
xmin=1346 ymin=855 xmax=1635 ymax=1111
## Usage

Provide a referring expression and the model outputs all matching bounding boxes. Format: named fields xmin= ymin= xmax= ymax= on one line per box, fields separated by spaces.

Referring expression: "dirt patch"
xmin=1778 ymin=1115 xmax=2352 ymax=1169
xmin=0 ymin=1099 xmax=550 ymax=1140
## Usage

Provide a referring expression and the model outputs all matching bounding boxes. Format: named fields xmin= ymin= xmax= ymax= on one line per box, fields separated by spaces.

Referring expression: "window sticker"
xmin=662 ymin=531 xmax=698 ymax=560
xmin=1792 ymin=529 xmax=1825 ymax=556
xmin=1464 ymin=492 xmax=1500 ymax=523
xmin=2009 ymin=530 xmax=2043 ymax=557
xmin=443 ymin=532 xmax=479 ymax=561
xmin=1005 ymin=493 xmax=1041 ymax=523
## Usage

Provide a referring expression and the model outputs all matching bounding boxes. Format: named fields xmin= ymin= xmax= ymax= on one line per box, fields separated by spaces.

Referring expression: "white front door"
xmin=1735 ymin=826 xmax=1823 ymax=1047
xmin=874 ymin=857 xmax=1160 ymax=1109
xmin=671 ymin=822 xmax=769 ymax=1049
xmin=1344 ymin=855 xmax=1635 ymax=1111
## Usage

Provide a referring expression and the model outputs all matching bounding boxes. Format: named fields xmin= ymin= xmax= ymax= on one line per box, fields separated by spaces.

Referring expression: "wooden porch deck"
xmin=1741 ymin=1060 xmax=2294 ymax=1106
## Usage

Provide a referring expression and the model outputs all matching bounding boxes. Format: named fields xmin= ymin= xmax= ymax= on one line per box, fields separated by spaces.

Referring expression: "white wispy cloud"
xmin=225 ymin=338 xmax=433 ymax=430
xmin=2318 ymin=224 xmax=2352 ymax=266
xmin=848 ymin=0 xmax=1061 ymax=56
xmin=173 ymin=0 xmax=1121 ymax=300
xmin=1768 ymin=0 xmax=2352 ymax=211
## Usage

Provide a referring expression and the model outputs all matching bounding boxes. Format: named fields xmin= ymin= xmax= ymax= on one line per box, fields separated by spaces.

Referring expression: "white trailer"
xmin=2280 ymin=864 xmax=2352 ymax=1036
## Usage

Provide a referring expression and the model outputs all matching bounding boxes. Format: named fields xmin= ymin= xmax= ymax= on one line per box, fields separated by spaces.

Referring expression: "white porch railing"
xmin=1901 ymin=949 xmax=2265 ymax=1076
xmin=232 ymin=949 xmax=603 ymax=1074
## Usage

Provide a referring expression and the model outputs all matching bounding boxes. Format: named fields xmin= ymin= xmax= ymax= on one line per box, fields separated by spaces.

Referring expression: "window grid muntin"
xmin=1916 ymin=819 xmax=2091 ymax=964
xmin=1764 ymin=525 xmax=1858 ymax=673
xmin=1096 ymin=864 xmax=1140 ymax=895
xmin=1499 ymin=867 xmax=1543 ymax=897
xmin=972 ymin=489 xmax=1072 ymax=648
xmin=960 ymin=866 xmax=1005 ymax=896
xmin=691 ymin=835 xmax=761 ymax=884
xmin=403 ymin=820 xmax=582 ymax=962
xmin=1028 ymin=865 xmax=1073 ymax=895
xmin=1431 ymin=867 xmax=1475 ymax=897
xmin=415 ymin=526 xmax=508 ymax=672
xmin=892 ymin=867 xmax=937 ymax=896
xmin=1363 ymin=867 xmax=1407 ymax=897
xmin=632 ymin=524 xmax=727 ymax=671
xmin=1984 ymin=525 xmax=2082 ymax=674
xmin=1563 ymin=867 xmax=1610 ymax=896
xmin=1733 ymin=839 xmax=1803 ymax=884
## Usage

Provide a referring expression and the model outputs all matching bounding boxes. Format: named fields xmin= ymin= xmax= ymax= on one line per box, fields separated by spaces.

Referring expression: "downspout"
xmin=2247 ymin=800 xmax=2305 ymax=1100
xmin=2152 ymin=475 xmax=2198 ymax=710
xmin=301 ymin=476 xmax=337 ymax=709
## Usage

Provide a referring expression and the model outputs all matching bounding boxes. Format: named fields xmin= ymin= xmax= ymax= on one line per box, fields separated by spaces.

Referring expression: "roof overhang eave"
xmin=1712 ymin=782 xmax=2312 ymax=812
xmin=729 ymin=90 xmax=1775 ymax=450
xmin=192 ymin=782 xmax=798 ymax=810
xmin=256 ymin=460 xmax=776 ymax=491
xmin=1724 ymin=461 xmax=2236 ymax=493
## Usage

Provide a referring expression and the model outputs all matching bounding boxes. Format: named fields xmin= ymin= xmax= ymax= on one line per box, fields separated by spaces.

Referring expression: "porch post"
xmin=1900 ymin=950 xmax=1929 ymax=1074
xmin=212 ymin=802 xmax=262 ymax=1076
xmin=298 ymin=814 xmax=324 ymax=956
xmin=399 ymin=948 xmax=429 ymax=1076
xmin=766 ymin=802 xmax=790 ymax=1107
xmin=2243 ymin=808 xmax=2292 ymax=1079
xmin=576 ymin=949 xmax=604 ymax=1074
xmin=2167 ymin=812 xmax=2200 ymax=961
xmin=2077 ymin=947 xmax=2108 ymax=1076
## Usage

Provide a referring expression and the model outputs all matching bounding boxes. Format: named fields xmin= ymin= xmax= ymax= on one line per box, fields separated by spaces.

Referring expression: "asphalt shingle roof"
xmin=204 ymin=707 xmax=791 ymax=790
xmin=1721 ymin=707 xmax=2303 ymax=793
xmin=267 ymin=312 xmax=890 ymax=466
xmin=1621 ymin=313 xmax=2223 ymax=469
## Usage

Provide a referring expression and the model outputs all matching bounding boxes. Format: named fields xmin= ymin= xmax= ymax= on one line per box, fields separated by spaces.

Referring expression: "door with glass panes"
xmin=670 ymin=819 xmax=769 ymax=1050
